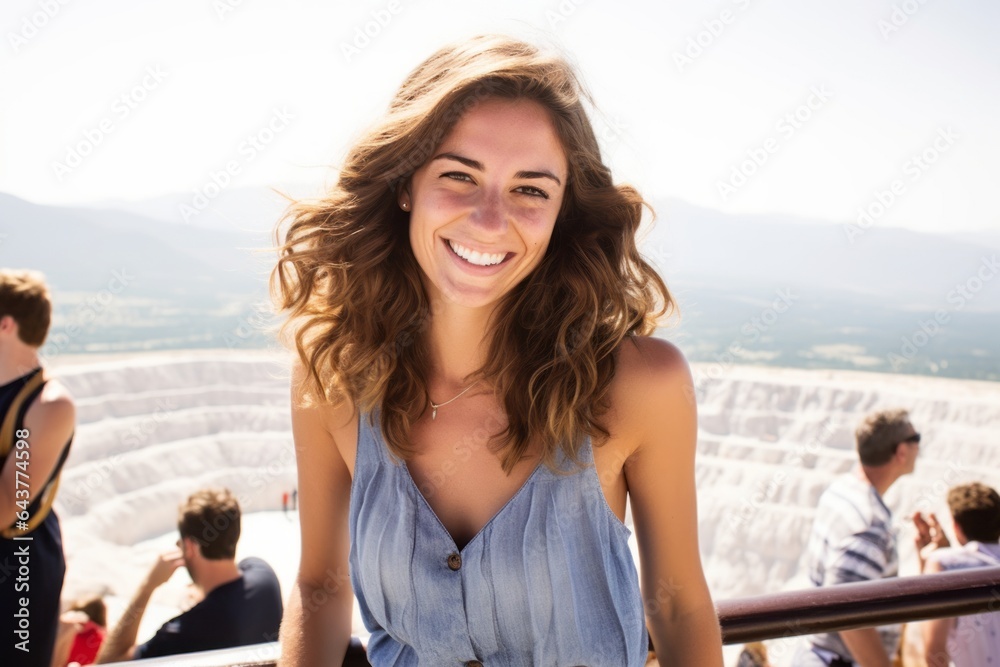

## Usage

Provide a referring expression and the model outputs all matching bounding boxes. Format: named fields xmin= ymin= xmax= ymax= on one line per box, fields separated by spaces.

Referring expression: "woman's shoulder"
xmin=614 ymin=335 xmax=692 ymax=397
xmin=609 ymin=336 xmax=695 ymax=452
xmin=289 ymin=356 xmax=358 ymax=432
xmin=288 ymin=356 xmax=362 ymax=479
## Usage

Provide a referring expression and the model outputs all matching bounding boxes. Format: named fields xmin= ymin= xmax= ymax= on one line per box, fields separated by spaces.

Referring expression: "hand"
xmin=145 ymin=549 xmax=185 ymax=590
xmin=913 ymin=511 xmax=931 ymax=549
xmin=57 ymin=609 xmax=88 ymax=637
xmin=913 ymin=512 xmax=950 ymax=570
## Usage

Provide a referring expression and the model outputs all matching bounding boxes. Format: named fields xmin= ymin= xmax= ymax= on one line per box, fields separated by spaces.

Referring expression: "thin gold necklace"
xmin=429 ymin=381 xmax=479 ymax=420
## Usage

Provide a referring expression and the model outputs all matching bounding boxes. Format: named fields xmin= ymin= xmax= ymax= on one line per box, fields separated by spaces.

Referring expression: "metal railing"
xmin=718 ymin=565 xmax=1000 ymax=644
xmin=115 ymin=566 xmax=1000 ymax=666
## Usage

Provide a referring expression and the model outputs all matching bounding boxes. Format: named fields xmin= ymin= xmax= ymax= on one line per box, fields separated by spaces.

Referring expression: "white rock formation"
xmin=47 ymin=351 xmax=1000 ymax=663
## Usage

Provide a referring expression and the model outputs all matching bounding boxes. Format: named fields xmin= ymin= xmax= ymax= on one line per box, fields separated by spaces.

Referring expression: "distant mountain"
xmin=953 ymin=230 xmax=1000 ymax=252
xmin=3 ymin=188 xmax=998 ymax=379
xmin=90 ymin=183 xmax=322 ymax=233
xmin=1 ymin=192 xmax=264 ymax=296
xmin=79 ymin=187 xmax=1000 ymax=312
xmin=1 ymin=193 xmax=275 ymax=354
xmin=645 ymin=199 xmax=1000 ymax=311
xmin=635 ymin=199 xmax=999 ymax=380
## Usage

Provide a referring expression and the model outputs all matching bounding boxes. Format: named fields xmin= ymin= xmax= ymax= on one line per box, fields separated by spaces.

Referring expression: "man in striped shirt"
xmin=793 ymin=409 xmax=922 ymax=667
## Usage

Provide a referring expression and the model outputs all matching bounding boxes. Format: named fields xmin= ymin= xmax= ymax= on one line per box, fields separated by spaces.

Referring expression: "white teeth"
xmin=448 ymin=240 xmax=507 ymax=266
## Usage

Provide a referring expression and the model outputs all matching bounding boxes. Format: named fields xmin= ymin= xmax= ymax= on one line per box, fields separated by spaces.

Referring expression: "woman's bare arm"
xmin=278 ymin=362 xmax=356 ymax=666
xmin=621 ymin=337 xmax=723 ymax=667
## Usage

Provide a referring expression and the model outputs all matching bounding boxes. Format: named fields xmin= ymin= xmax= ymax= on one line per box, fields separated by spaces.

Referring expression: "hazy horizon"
xmin=7 ymin=187 xmax=998 ymax=383
xmin=3 ymin=0 xmax=999 ymax=234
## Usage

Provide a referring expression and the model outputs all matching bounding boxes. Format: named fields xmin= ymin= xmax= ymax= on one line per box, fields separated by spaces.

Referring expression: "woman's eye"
xmin=439 ymin=173 xmax=548 ymax=199
xmin=515 ymin=185 xmax=549 ymax=199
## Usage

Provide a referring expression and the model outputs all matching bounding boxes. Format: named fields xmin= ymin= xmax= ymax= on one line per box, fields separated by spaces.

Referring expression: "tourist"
xmin=271 ymin=34 xmax=722 ymax=667
xmin=95 ymin=488 xmax=283 ymax=661
xmin=0 ymin=269 xmax=77 ymax=667
xmin=793 ymin=409 xmax=921 ymax=666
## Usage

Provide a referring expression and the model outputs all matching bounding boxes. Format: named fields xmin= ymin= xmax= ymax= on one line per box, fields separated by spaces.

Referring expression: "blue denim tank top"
xmin=348 ymin=405 xmax=649 ymax=666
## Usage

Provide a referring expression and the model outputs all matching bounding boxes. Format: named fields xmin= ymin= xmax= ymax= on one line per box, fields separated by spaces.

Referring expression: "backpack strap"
xmin=0 ymin=368 xmax=46 ymax=459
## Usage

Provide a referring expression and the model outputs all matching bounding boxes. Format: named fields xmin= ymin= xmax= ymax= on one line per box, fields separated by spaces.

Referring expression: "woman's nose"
xmin=470 ymin=190 xmax=508 ymax=232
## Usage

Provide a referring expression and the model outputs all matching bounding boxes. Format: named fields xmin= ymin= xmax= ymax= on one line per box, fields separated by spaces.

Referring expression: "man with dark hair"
xmin=96 ymin=488 xmax=283 ymax=662
xmin=914 ymin=482 xmax=1000 ymax=666
xmin=0 ymin=269 xmax=76 ymax=667
xmin=177 ymin=486 xmax=242 ymax=559
xmin=793 ymin=409 xmax=922 ymax=667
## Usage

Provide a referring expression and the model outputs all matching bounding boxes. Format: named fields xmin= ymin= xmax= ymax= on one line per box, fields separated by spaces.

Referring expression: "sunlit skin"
xmin=398 ymin=97 xmax=568 ymax=388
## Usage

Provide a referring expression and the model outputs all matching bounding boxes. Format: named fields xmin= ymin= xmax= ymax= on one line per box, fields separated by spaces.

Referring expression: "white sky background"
xmin=1 ymin=0 xmax=998 ymax=234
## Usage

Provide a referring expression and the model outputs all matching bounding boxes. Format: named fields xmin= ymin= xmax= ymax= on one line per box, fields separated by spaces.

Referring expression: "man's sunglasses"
xmin=903 ymin=433 xmax=921 ymax=444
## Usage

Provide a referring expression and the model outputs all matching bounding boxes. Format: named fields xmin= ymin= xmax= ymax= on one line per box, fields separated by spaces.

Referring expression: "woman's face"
xmin=402 ymin=97 xmax=568 ymax=310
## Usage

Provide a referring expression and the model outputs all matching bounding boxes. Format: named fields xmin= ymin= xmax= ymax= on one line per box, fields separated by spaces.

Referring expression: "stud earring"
xmin=401 ymin=201 xmax=410 ymax=211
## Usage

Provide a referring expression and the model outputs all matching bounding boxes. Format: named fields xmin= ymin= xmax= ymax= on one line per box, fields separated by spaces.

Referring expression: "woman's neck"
xmin=424 ymin=300 xmax=496 ymax=391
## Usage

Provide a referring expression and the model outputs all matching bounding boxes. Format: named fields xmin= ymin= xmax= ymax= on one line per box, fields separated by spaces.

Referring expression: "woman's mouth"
xmin=445 ymin=239 xmax=513 ymax=267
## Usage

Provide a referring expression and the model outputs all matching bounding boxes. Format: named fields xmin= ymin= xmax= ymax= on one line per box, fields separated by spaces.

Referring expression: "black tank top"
xmin=0 ymin=367 xmax=73 ymax=527
xmin=0 ymin=366 xmax=45 ymax=426
xmin=0 ymin=366 xmax=70 ymax=667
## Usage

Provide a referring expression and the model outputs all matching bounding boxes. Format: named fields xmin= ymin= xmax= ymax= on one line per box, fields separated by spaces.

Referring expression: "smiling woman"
xmin=403 ymin=97 xmax=567 ymax=308
xmin=271 ymin=34 xmax=723 ymax=667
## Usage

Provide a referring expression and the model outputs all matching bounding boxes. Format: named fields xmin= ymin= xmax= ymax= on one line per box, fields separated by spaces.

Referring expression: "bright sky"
xmin=2 ymin=0 xmax=998 ymax=233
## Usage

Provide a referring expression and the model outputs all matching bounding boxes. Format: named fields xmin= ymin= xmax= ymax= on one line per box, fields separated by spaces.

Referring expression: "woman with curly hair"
xmin=272 ymin=34 xmax=723 ymax=667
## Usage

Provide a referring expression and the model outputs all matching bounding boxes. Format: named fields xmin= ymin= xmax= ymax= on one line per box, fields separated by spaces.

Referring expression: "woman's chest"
xmin=379 ymin=399 xmax=633 ymax=550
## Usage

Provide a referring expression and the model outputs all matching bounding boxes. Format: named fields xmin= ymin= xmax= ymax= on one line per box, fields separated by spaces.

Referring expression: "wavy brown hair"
xmin=271 ymin=34 xmax=674 ymax=474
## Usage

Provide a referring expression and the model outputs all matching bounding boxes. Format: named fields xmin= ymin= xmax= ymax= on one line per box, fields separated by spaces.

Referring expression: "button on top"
xmin=447 ymin=552 xmax=462 ymax=571
xmin=465 ymin=662 xmax=483 ymax=667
